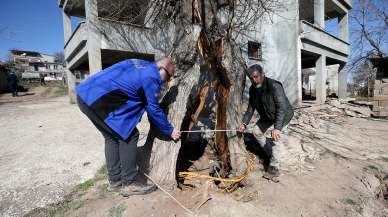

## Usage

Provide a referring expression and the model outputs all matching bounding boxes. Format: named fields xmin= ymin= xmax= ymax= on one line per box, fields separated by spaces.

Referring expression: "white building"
xmin=10 ymin=49 xmax=65 ymax=81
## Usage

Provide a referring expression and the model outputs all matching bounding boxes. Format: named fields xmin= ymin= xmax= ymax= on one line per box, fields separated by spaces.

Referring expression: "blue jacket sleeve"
xmin=142 ymin=77 xmax=174 ymax=136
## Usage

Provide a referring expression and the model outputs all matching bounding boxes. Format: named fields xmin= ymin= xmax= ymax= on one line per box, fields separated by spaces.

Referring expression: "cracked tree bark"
xmin=137 ymin=1 xmax=249 ymax=187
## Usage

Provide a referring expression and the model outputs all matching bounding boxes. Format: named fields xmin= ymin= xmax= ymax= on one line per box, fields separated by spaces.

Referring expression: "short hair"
xmin=246 ymin=64 xmax=263 ymax=77
xmin=156 ymin=56 xmax=172 ymax=69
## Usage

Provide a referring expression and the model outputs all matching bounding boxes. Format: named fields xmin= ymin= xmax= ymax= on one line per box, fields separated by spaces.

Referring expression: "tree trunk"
xmin=138 ymin=1 xmax=249 ymax=186
xmin=138 ymin=25 xmax=205 ymax=187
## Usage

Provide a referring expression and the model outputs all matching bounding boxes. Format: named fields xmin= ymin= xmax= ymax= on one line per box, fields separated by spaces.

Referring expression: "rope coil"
xmin=178 ymin=153 xmax=256 ymax=192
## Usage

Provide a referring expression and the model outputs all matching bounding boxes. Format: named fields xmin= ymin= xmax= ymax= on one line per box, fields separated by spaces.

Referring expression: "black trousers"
xmin=77 ymin=95 xmax=139 ymax=184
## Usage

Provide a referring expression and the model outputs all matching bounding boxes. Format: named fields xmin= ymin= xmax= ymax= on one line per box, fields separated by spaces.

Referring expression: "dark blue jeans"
xmin=77 ymin=95 xmax=139 ymax=185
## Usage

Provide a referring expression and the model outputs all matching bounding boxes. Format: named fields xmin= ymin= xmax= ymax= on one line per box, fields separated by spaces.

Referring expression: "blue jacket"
xmin=76 ymin=59 xmax=173 ymax=140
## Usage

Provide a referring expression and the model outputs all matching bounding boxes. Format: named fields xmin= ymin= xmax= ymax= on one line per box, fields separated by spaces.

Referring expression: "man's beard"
xmin=255 ymin=83 xmax=262 ymax=88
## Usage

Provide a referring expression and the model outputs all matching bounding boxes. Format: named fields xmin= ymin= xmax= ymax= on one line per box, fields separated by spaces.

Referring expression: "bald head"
xmin=156 ymin=57 xmax=174 ymax=81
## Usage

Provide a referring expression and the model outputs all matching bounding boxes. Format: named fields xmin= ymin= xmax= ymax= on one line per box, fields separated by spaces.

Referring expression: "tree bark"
xmin=138 ymin=25 xmax=204 ymax=187
xmin=138 ymin=1 xmax=249 ymax=186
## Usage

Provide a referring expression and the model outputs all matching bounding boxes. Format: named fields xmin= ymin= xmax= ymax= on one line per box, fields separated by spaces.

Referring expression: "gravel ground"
xmin=0 ymin=96 xmax=105 ymax=217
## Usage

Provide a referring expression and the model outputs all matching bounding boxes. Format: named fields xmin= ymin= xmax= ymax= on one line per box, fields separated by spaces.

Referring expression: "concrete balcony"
xmin=64 ymin=21 xmax=87 ymax=64
xmin=300 ymin=20 xmax=349 ymax=61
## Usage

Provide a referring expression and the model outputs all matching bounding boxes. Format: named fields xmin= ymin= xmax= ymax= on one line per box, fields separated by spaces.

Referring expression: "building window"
xmin=248 ymin=41 xmax=262 ymax=60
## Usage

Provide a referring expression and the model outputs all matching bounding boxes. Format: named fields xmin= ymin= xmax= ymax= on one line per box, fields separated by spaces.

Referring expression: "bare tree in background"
xmin=350 ymin=0 xmax=387 ymax=60
xmin=54 ymin=52 xmax=65 ymax=65
xmin=349 ymin=0 xmax=387 ymax=97
xmin=95 ymin=0 xmax=281 ymax=187
xmin=350 ymin=61 xmax=374 ymax=97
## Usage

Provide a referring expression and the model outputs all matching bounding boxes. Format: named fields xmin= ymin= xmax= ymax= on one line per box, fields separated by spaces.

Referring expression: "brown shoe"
xmin=107 ymin=180 xmax=122 ymax=192
xmin=120 ymin=182 xmax=157 ymax=197
xmin=263 ymin=166 xmax=280 ymax=183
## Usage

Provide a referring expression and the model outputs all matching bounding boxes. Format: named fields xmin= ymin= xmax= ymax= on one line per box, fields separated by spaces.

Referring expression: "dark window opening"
xmin=248 ymin=41 xmax=262 ymax=60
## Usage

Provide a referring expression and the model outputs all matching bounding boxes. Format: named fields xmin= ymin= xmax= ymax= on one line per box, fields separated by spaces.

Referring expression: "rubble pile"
xmin=328 ymin=99 xmax=374 ymax=118
xmin=292 ymin=99 xmax=374 ymax=129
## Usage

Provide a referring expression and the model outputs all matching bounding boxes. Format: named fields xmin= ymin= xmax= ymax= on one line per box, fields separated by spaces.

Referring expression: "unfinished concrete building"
xmin=302 ymin=65 xmax=340 ymax=99
xmin=59 ymin=0 xmax=351 ymax=104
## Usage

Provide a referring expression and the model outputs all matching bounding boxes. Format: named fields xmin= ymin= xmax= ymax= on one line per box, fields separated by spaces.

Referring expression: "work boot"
xmin=107 ymin=180 xmax=122 ymax=192
xmin=120 ymin=182 xmax=157 ymax=197
xmin=263 ymin=166 xmax=280 ymax=183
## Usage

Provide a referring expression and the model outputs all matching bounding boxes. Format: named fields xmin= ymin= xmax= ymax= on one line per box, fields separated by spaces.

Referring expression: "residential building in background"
xmin=59 ymin=0 xmax=351 ymax=104
xmin=10 ymin=49 xmax=65 ymax=81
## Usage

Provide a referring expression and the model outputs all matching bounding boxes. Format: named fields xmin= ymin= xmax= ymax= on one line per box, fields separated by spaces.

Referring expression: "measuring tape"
xmin=180 ymin=129 xmax=251 ymax=133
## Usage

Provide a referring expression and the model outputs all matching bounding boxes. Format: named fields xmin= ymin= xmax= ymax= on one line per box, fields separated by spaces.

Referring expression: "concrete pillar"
xmin=62 ymin=11 xmax=75 ymax=103
xmin=62 ymin=11 xmax=72 ymax=44
xmin=296 ymin=42 xmax=303 ymax=105
xmin=314 ymin=0 xmax=325 ymax=29
xmin=85 ymin=0 xmax=102 ymax=74
xmin=66 ymin=69 xmax=77 ymax=104
xmin=339 ymin=13 xmax=349 ymax=42
xmin=338 ymin=63 xmax=347 ymax=99
xmin=315 ymin=55 xmax=327 ymax=104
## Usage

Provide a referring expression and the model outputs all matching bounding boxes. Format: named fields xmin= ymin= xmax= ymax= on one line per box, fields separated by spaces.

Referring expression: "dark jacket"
xmin=242 ymin=77 xmax=294 ymax=131
xmin=7 ymin=73 xmax=18 ymax=85
xmin=76 ymin=59 xmax=173 ymax=140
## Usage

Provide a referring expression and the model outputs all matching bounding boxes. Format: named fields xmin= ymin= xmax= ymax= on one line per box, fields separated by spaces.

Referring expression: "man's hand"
xmin=238 ymin=124 xmax=246 ymax=133
xmin=171 ymin=128 xmax=181 ymax=141
xmin=271 ymin=129 xmax=281 ymax=141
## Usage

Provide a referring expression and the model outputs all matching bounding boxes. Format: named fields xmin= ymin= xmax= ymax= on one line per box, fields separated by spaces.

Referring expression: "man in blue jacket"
xmin=76 ymin=57 xmax=181 ymax=197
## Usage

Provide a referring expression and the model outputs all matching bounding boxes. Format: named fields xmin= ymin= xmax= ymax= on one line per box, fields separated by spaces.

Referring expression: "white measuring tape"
xmin=180 ymin=129 xmax=249 ymax=133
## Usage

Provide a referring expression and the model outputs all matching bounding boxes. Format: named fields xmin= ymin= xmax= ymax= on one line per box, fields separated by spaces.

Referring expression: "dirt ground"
xmin=1 ymin=87 xmax=388 ymax=217
xmin=0 ymin=84 xmax=68 ymax=105
xmin=0 ymin=87 xmax=105 ymax=217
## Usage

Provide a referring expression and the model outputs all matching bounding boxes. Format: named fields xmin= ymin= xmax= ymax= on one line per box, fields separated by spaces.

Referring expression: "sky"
xmin=0 ymin=0 xmax=385 ymax=62
xmin=0 ymin=0 xmax=65 ymax=60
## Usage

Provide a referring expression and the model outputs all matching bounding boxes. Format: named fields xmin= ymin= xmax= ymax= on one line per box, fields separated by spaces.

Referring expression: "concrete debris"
xmin=292 ymin=99 xmax=373 ymax=130
xmin=329 ymin=99 xmax=374 ymax=118
xmin=344 ymin=109 xmax=359 ymax=117
xmin=349 ymin=100 xmax=373 ymax=107
xmin=329 ymin=99 xmax=346 ymax=109
xmin=291 ymin=112 xmax=324 ymax=129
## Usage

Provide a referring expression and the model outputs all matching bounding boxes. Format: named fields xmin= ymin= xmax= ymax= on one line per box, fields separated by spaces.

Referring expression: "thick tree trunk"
xmin=222 ymin=41 xmax=249 ymax=174
xmin=140 ymin=37 xmax=247 ymax=187
xmin=138 ymin=1 xmax=248 ymax=187
xmin=138 ymin=25 xmax=204 ymax=187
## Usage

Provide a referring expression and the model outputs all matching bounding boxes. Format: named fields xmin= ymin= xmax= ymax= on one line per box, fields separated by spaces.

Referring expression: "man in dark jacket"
xmin=76 ymin=57 xmax=181 ymax=197
xmin=239 ymin=64 xmax=294 ymax=182
xmin=7 ymin=71 xmax=18 ymax=97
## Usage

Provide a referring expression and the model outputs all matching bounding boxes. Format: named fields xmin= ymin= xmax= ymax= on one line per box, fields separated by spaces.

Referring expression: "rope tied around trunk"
xmin=178 ymin=152 xmax=256 ymax=192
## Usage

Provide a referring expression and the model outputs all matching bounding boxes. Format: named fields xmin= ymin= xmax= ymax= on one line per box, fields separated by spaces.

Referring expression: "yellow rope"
xmin=178 ymin=153 xmax=256 ymax=187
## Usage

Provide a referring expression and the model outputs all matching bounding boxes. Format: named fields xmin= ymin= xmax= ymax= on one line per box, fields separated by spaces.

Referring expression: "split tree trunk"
xmin=138 ymin=1 xmax=248 ymax=186
xmin=138 ymin=25 xmax=205 ymax=187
